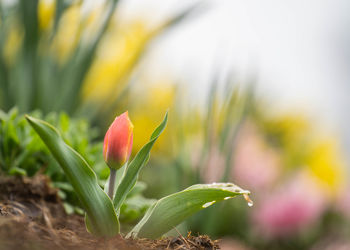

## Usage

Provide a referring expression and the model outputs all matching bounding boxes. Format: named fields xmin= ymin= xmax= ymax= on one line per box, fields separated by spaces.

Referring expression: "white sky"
xmin=118 ymin=0 xmax=350 ymax=137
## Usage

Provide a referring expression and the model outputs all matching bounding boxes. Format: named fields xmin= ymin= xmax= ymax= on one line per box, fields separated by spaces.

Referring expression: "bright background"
xmin=124 ymin=0 xmax=350 ymax=143
xmin=1 ymin=0 xmax=350 ymax=249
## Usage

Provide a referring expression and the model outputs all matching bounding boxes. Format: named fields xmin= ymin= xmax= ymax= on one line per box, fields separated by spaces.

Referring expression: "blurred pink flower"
xmin=189 ymin=138 xmax=205 ymax=171
xmin=202 ymin=146 xmax=226 ymax=183
xmin=252 ymin=171 xmax=326 ymax=238
xmin=232 ymin=123 xmax=280 ymax=190
xmin=220 ymin=238 xmax=253 ymax=250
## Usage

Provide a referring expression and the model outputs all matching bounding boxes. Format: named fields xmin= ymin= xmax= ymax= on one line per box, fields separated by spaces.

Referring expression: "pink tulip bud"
xmin=103 ymin=111 xmax=134 ymax=170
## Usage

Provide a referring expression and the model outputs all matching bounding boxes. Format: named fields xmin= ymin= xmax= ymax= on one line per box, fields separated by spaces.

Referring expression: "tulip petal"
xmin=104 ymin=111 xmax=134 ymax=170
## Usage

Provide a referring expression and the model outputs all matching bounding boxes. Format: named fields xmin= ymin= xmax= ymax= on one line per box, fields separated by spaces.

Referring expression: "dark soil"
xmin=0 ymin=175 xmax=220 ymax=250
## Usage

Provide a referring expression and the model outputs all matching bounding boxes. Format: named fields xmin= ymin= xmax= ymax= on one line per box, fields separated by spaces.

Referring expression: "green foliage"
xmin=0 ymin=108 xmax=44 ymax=176
xmin=26 ymin=112 xmax=168 ymax=236
xmin=129 ymin=183 xmax=250 ymax=239
xmin=0 ymin=0 xmax=200 ymax=126
xmin=0 ymin=107 xmax=101 ymax=176
xmin=0 ymin=108 xmax=105 ymax=213
xmin=0 ymin=0 xmax=120 ymax=114
xmin=27 ymin=111 xmax=250 ymax=238
xmin=139 ymin=79 xmax=255 ymax=237
xmin=26 ymin=114 xmax=120 ymax=237
xmin=0 ymin=108 xmax=153 ymax=222
xmin=119 ymin=181 xmax=156 ymax=224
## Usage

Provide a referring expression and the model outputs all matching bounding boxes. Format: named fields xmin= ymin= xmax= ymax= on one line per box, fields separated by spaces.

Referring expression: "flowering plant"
xmin=26 ymin=111 xmax=251 ymax=238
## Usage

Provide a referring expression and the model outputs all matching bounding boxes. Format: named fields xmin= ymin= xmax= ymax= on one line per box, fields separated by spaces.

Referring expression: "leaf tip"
xmin=25 ymin=115 xmax=37 ymax=126
xmin=24 ymin=114 xmax=32 ymax=121
xmin=25 ymin=115 xmax=61 ymax=136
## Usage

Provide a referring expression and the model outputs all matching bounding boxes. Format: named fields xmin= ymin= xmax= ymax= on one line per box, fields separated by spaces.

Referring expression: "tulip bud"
xmin=103 ymin=111 xmax=133 ymax=170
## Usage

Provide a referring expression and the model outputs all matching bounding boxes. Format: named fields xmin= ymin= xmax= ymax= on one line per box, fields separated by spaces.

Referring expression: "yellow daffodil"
xmin=51 ymin=4 xmax=81 ymax=63
xmin=38 ymin=0 xmax=55 ymax=31
xmin=130 ymin=83 xmax=176 ymax=155
xmin=82 ymin=20 xmax=154 ymax=103
xmin=3 ymin=24 xmax=22 ymax=65
xmin=259 ymin=113 xmax=345 ymax=194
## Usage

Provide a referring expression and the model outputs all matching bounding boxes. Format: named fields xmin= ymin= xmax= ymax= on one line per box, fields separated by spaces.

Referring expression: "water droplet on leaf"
xmin=202 ymin=200 xmax=216 ymax=208
xmin=243 ymin=194 xmax=253 ymax=207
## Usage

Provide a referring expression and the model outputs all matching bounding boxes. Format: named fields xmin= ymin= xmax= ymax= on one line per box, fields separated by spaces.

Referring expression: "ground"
xmin=0 ymin=175 xmax=220 ymax=250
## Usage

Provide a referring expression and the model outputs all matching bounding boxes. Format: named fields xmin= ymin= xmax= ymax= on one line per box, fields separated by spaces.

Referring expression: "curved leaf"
xmin=113 ymin=112 xmax=168 ymax=212
xmin=129 ymin=183 xmax=250 ymax=239
xmin=26 ymin=115 xmax=119 ymax=237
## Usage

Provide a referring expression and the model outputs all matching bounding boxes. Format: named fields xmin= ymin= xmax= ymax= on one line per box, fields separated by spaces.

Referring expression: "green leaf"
xmin=113 ymin=112 xmax=168 ymax=212
xmin=26 ymin=115 xmax=119 ymax=237
xmin=63 ymin=202 xmax=75 ymax=215
xmin=120 ymin=195 xmax=156 ymax=223
xmin=9 ymin=166 xmax=27 ymax=176
xmin=128 ymin=183 xmax=250 ymax=239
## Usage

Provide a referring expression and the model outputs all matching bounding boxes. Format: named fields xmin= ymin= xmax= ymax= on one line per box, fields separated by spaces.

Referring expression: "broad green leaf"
xmin=129 ymin=183 xmax=250 ymax=239
xmin=113 ymin=112 xmax=168 ymax=212
xmin=26 ymin=116 xmax=119 ymax=237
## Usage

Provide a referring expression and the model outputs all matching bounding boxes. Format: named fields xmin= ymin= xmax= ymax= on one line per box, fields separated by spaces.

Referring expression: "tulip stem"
xmin=108 ymin=169 xmax=117 ymax=199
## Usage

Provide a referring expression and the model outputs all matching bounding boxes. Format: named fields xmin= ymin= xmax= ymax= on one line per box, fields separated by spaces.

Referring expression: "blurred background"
xmin=1 ymin=0 xmax=350 ymax=249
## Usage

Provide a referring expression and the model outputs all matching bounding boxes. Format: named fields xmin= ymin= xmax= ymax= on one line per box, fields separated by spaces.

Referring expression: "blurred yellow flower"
xmin=262 ymin=114 xmax=310 ymax=148
xmin=51 ymin=4 xmax=81 ymax=63
xmin=306 ymin=138 xmax=345 ymax=194
xmin=38 ymin=0 xmax=55 ymax=31
xmin=82 ymin=20 xmax=154 ymax=104
xmin=259 ymin=113 xmax=345 ymax=194
xmin=130 ymin=83 xmax=176 ymax=155
xmin=3 ymin=24 xmax=22 ymax=65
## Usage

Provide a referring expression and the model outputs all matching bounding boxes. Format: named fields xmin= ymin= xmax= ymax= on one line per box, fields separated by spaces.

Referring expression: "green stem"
xmin=108 ymin=169 xmax=117 ymax=199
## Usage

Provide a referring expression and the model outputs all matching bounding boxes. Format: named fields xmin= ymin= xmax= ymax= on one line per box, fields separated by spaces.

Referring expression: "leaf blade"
xmin=129 ymin=183 xmax=250 ymax=239
xmin=26 ymin=115 xmax=119 ymax=237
